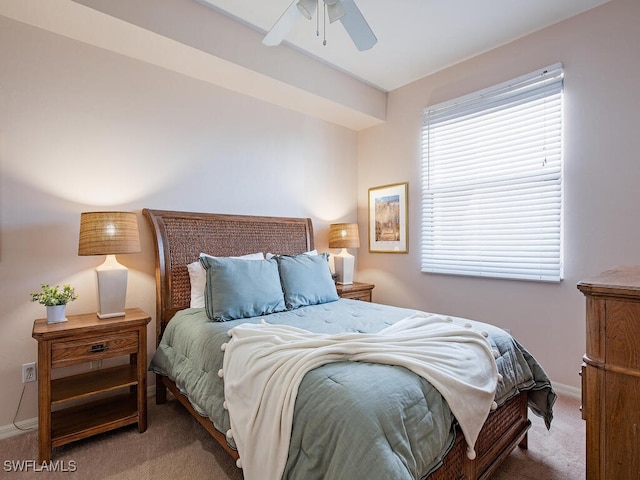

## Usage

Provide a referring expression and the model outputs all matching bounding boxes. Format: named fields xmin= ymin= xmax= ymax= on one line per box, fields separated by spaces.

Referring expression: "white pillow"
xmin=188 ymin=252 xmax=264 ymax=308
xmin=265 ymin=249 xmax=317 ymax=260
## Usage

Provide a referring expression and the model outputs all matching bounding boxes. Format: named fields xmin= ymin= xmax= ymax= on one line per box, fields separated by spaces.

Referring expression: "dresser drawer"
xmin=51 ymin=331 xmax=138 ymax=368
xmin=605 ymin=299 xmax=640 ymax=371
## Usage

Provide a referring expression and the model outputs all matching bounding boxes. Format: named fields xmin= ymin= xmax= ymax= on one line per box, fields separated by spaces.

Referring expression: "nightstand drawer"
xmin=51 ymin=331 xmax=138 ymax=368
xmin=340 ymin=291 xmax=372 ymax=302
xmin=336 ymin=282 xmax=375 ymax=302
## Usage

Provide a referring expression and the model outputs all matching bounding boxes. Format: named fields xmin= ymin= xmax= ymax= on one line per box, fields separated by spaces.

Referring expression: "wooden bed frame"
xmin=143 ymin=208 xmax=531 ymax=480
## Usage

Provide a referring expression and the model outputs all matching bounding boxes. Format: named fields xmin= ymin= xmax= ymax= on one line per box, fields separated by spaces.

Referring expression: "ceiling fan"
xmin=263 ymin=0 xmax=377 ymax=51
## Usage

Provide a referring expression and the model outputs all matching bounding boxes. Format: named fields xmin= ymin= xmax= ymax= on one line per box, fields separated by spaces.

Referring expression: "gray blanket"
xmin=150 ymin=299 xmax=556 ymax=479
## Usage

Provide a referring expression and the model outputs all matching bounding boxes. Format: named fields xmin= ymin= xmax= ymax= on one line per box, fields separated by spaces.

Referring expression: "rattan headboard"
xmin=143 ymin=208 xmax=314 ymax=343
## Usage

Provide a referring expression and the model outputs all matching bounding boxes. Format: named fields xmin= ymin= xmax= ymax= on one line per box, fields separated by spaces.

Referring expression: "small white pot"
xmin=46 ymin=305 xmax=67 ymax=324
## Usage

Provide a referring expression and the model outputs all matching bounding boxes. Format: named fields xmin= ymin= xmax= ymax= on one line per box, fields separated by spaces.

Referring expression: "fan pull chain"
xmin=323 ymin=1 xmax=327 ymax=45
xmin=316 ymin=0 xmax=320 ymax=36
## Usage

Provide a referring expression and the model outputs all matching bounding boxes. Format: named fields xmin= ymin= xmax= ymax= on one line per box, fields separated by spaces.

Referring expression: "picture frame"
xmin=368 ymin=182 xmax=408 ymax=253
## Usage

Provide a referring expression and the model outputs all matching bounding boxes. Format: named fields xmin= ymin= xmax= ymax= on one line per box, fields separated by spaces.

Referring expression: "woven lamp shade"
xmin=78 ymin=212 xmax=141 ymax=256
xmin=328 ymin=223 xmax=360 ymax=249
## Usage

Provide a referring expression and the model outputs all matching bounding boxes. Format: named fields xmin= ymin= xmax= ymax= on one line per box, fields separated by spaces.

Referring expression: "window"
xmin=421 ymin=64 xmax=563 ymax=282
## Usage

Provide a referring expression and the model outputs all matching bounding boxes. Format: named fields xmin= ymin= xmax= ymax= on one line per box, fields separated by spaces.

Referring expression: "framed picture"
xmin=368 ymin=182 xmax=408 ymax=253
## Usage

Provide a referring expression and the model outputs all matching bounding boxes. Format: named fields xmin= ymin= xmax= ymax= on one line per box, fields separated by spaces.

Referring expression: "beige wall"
xmin=2 ymin=0 xmax=637 ymax=431
xmin=0 ymin=16 xmax=358 ymax=427
xmin=357 ymin=0 xmax=640 ymax=389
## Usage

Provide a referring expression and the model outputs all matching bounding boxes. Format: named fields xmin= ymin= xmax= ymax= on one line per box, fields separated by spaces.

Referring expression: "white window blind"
xmin=421 ymin=64 xmax=564 ymax=282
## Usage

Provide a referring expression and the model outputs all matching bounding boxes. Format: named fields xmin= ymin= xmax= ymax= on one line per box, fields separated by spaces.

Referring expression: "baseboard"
xmin=551 ymin=381 xmax=581 ymax=400
xmin=0 ymin=385 xmax=157 ymax=441
xmin=147 ymin=383 xmax=157 ymax=399
xmin=0 ymin=418 xmax=39 ymax=441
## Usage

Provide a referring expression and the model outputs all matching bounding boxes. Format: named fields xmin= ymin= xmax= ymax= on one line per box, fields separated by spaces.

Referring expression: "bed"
xmin=143 ymin=208 xmax=556 ymax=480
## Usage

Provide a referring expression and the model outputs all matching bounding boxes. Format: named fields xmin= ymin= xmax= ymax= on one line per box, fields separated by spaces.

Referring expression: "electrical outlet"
xmin=22 ymin=362 xmax=37 ymax=383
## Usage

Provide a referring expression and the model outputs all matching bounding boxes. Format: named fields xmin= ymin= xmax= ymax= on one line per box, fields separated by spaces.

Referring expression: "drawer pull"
xmin=89 ymin=344 xmax=108 ymax=353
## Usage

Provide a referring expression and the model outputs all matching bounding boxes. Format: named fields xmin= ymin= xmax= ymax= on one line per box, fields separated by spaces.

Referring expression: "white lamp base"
xmin=334 ymin=248 xmax=355 ymax=285
xmin=95 ymin=254 xmax=128 ymax=319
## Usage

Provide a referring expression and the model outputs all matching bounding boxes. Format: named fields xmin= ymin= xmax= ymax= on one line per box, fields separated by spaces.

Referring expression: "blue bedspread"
xmin=150 ymin=299 xmax=555 ymax=479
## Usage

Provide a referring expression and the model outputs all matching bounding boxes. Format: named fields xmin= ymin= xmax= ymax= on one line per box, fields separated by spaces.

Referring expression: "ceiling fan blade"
xmin=338 ymin=0 xmax=377 ymax=51
xmin=263 ymin=0 xmax=304 ymax=46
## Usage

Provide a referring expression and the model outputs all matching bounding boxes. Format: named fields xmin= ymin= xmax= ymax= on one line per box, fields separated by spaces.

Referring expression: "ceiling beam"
xmin=0 ymin=0 xmax=386 ymax=130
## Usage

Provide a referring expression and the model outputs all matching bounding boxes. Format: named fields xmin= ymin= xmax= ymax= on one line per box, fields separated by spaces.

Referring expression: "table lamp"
xmin=328 ymin=223 xmax=360 ymax=285
xmin=78 ymin=211 xmax=141 ymax=319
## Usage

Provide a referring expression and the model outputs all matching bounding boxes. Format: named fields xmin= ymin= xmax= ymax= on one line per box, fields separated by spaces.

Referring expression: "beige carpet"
xmin=491 ymin=394 xmax=584 ymax=480
xmin=0 ymin=394 xmax=583 ymax=479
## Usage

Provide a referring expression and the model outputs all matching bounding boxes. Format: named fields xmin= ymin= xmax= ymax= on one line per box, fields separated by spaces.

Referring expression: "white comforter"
xmin=221 ymin=311 xmax=499 ymax=480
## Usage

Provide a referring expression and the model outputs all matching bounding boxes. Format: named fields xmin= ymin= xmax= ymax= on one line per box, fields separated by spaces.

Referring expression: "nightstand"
xmin=336 ymin=282 xmax=375 ymax=302
xmin=32 ymin=308 xmax=151 ymax=463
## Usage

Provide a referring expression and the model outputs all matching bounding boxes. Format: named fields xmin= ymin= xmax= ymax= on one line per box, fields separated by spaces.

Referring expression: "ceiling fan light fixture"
xmin=297 ymin=0 xmax=317 ymax=20
xmin=325 ymin=0 xmax=345 ymax=23
xmin=264 ymin=0 xmax=376 ymax=51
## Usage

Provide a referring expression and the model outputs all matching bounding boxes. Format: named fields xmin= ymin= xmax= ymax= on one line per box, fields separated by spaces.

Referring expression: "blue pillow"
xmin=199 ymin=254 xmax=286 ymax=321
xmin=276 ymin=253 xmax=339 ymax=309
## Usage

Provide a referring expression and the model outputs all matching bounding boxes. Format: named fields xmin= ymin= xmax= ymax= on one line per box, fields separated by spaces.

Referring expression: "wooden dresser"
xmin=577 ymin=267 xmax=640 ymax=479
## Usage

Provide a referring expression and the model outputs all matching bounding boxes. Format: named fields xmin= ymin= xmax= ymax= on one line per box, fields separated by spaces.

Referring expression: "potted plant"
xmin=30 ymin=284 xmax=78 ymax=324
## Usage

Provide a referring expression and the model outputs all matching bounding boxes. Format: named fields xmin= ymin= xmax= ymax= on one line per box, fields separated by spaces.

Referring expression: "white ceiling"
xmin=0 ymin=0 xmax=613 ymax=130
xmin=199 ymin=0 xmax=610 ymax=92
